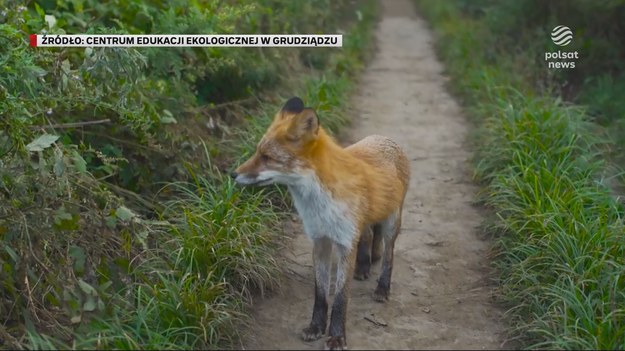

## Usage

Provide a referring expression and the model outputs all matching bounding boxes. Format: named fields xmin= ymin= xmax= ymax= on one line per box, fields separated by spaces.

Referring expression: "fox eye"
xmin=260 ymin=154 xmax=270 ymax=162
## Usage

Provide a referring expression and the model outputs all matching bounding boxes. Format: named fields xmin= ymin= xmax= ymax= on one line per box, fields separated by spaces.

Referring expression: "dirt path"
xmin=242 ymin=1 xmax=506 ymax=349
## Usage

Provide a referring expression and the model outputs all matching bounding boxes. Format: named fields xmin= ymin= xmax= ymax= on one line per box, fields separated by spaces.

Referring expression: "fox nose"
xmin=230 ymin=171 xmax=238 ymax=179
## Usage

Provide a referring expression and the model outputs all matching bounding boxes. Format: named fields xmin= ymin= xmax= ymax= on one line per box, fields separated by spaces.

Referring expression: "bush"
xmin=416 ymin=0 xmax=625 ymax=348
xmin=0 ymin=0 xmax=377 ymax=348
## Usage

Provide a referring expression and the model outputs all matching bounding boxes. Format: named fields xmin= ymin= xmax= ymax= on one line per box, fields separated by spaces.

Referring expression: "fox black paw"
xmin=301 ymin=324 xmax=325 ymax=341
xmin=373 ymin=286 xmax=390 ymax=302
xmin=324 ymin=335 xmax=347 ymax=350
xmin=353 ymin=266 xmax=370 ymax=280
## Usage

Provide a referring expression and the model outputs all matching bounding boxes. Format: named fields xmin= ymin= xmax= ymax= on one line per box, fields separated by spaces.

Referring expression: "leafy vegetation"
xmin=0 ymin=0 xmax=377 ymax=349
xmin=415 ymin=0 xmax=625 ymax=349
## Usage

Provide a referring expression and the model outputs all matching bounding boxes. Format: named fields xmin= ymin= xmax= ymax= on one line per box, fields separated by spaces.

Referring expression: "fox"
xmin=231 ymin=97 xmax=410 ymax=350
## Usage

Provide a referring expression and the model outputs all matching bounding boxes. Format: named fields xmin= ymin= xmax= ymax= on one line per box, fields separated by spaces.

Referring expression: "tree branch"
xmin=29 ymin=119 xmax=111 ymax=129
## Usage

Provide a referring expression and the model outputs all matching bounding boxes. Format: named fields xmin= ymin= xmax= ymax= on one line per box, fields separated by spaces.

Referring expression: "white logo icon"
xmin=551 ymin=25 xmax=572 ymax=46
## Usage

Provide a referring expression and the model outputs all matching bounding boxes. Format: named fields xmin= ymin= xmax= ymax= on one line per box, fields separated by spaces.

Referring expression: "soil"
xmin=241 ymin=1 xmax=508 ymax=349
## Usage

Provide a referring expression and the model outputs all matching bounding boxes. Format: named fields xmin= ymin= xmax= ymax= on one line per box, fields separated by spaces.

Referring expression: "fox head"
xmin=231 ymin=96 xmax=320 ymax=186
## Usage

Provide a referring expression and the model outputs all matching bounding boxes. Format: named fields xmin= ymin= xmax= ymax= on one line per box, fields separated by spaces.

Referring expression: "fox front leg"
xmin=325 ymin=243 xmax=356 ymax=350
xmin=302 ymin=237 xmax=332 ymax=341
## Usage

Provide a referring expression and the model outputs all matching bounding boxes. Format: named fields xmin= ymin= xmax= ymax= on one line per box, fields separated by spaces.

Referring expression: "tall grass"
xmin=59 ymin=162 xmax=284 ymax=350
xmin=416 ymin=0 xmax=625 ymax=349
xmin=476 ymin=93 xmax=625 ymax=349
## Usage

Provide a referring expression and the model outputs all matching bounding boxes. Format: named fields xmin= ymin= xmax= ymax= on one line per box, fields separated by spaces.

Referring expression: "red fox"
xmin=232 ymin=97 xmax=410 ymax=350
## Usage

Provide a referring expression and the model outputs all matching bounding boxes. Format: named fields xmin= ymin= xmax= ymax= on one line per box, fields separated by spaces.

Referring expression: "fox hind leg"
xmin=354 ymin=223 xmax=384 ymax=280
xmin=354 ymin=226 xmax=373 ymax=280
xmin=371 ymin=223 xmax=383 ymax=263
xmin=373 ymin=209 xmax=402 ymax=302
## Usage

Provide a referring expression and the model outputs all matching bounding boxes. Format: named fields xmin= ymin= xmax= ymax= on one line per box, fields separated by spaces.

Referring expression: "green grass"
xmin=416 ymin=0 xmax=625 ymax=349
xmin=55 ymin=163 xmax=283 ymax=350
xmin=14 ymin=1 xmax=378 ymax=349
xmin=475 ymin=94 xmax=625 ymax=349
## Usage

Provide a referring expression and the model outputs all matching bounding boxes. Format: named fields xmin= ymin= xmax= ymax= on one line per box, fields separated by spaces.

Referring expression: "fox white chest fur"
xmin=288 ymin=172 xmax=356 ymax=250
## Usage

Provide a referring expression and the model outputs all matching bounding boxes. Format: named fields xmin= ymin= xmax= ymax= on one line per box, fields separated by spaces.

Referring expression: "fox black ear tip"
xmin=282 ymin=96 xmax=305 ymax=114
xmin=287 ymin=96 xmax=302 ymax=103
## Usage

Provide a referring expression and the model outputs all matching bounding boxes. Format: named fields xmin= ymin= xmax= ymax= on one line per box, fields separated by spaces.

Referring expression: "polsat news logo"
xmin=28 ymin=34 xmax=343 ymax=48
xmin=545 ymin=25 xmax=578 ymax=69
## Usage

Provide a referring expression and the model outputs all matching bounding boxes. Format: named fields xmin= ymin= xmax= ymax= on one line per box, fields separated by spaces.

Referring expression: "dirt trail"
xmin=242 ymin=1 xmax=506 ymax=349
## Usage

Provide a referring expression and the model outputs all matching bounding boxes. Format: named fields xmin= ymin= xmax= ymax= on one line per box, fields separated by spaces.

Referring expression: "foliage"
xmin=416 ymin=0 xmax=625 ymax=349
xmin=0 ymin=0 xmax=378 ymax=348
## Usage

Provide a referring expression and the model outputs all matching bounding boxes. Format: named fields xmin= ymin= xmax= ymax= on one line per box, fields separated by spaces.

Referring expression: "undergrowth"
xmin=416 ymin=0 xmax=625 ymax=349
xmin=0 ymin=0 xmax=378 ymax=349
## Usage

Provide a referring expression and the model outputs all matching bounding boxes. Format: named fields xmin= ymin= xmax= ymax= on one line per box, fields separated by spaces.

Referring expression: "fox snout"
xmin=230 ymin=168 xmax=276 ymax=187
xmin=230 ymin=166 xmax=256 ymax=186
xmin=230 ymin=156 xmax=276 ymax=186
xmin=230 ymin=170 xmax=259 ymax=186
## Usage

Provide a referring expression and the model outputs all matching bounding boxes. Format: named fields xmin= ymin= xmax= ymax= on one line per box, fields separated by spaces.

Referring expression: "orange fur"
xmin=310 ymin=129 xmax=409 ymax=230
xmin=235 ymin=109 xmax=410 ymax=230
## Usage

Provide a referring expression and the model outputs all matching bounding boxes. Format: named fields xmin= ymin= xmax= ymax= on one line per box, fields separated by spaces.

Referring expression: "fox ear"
xmin=288 ymin=108 xmax=319 ymax=141
xmin=282 ymin=97 xmax=305 ymax=114
xmin=277 ymin=96 xmax=305 ymax=121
